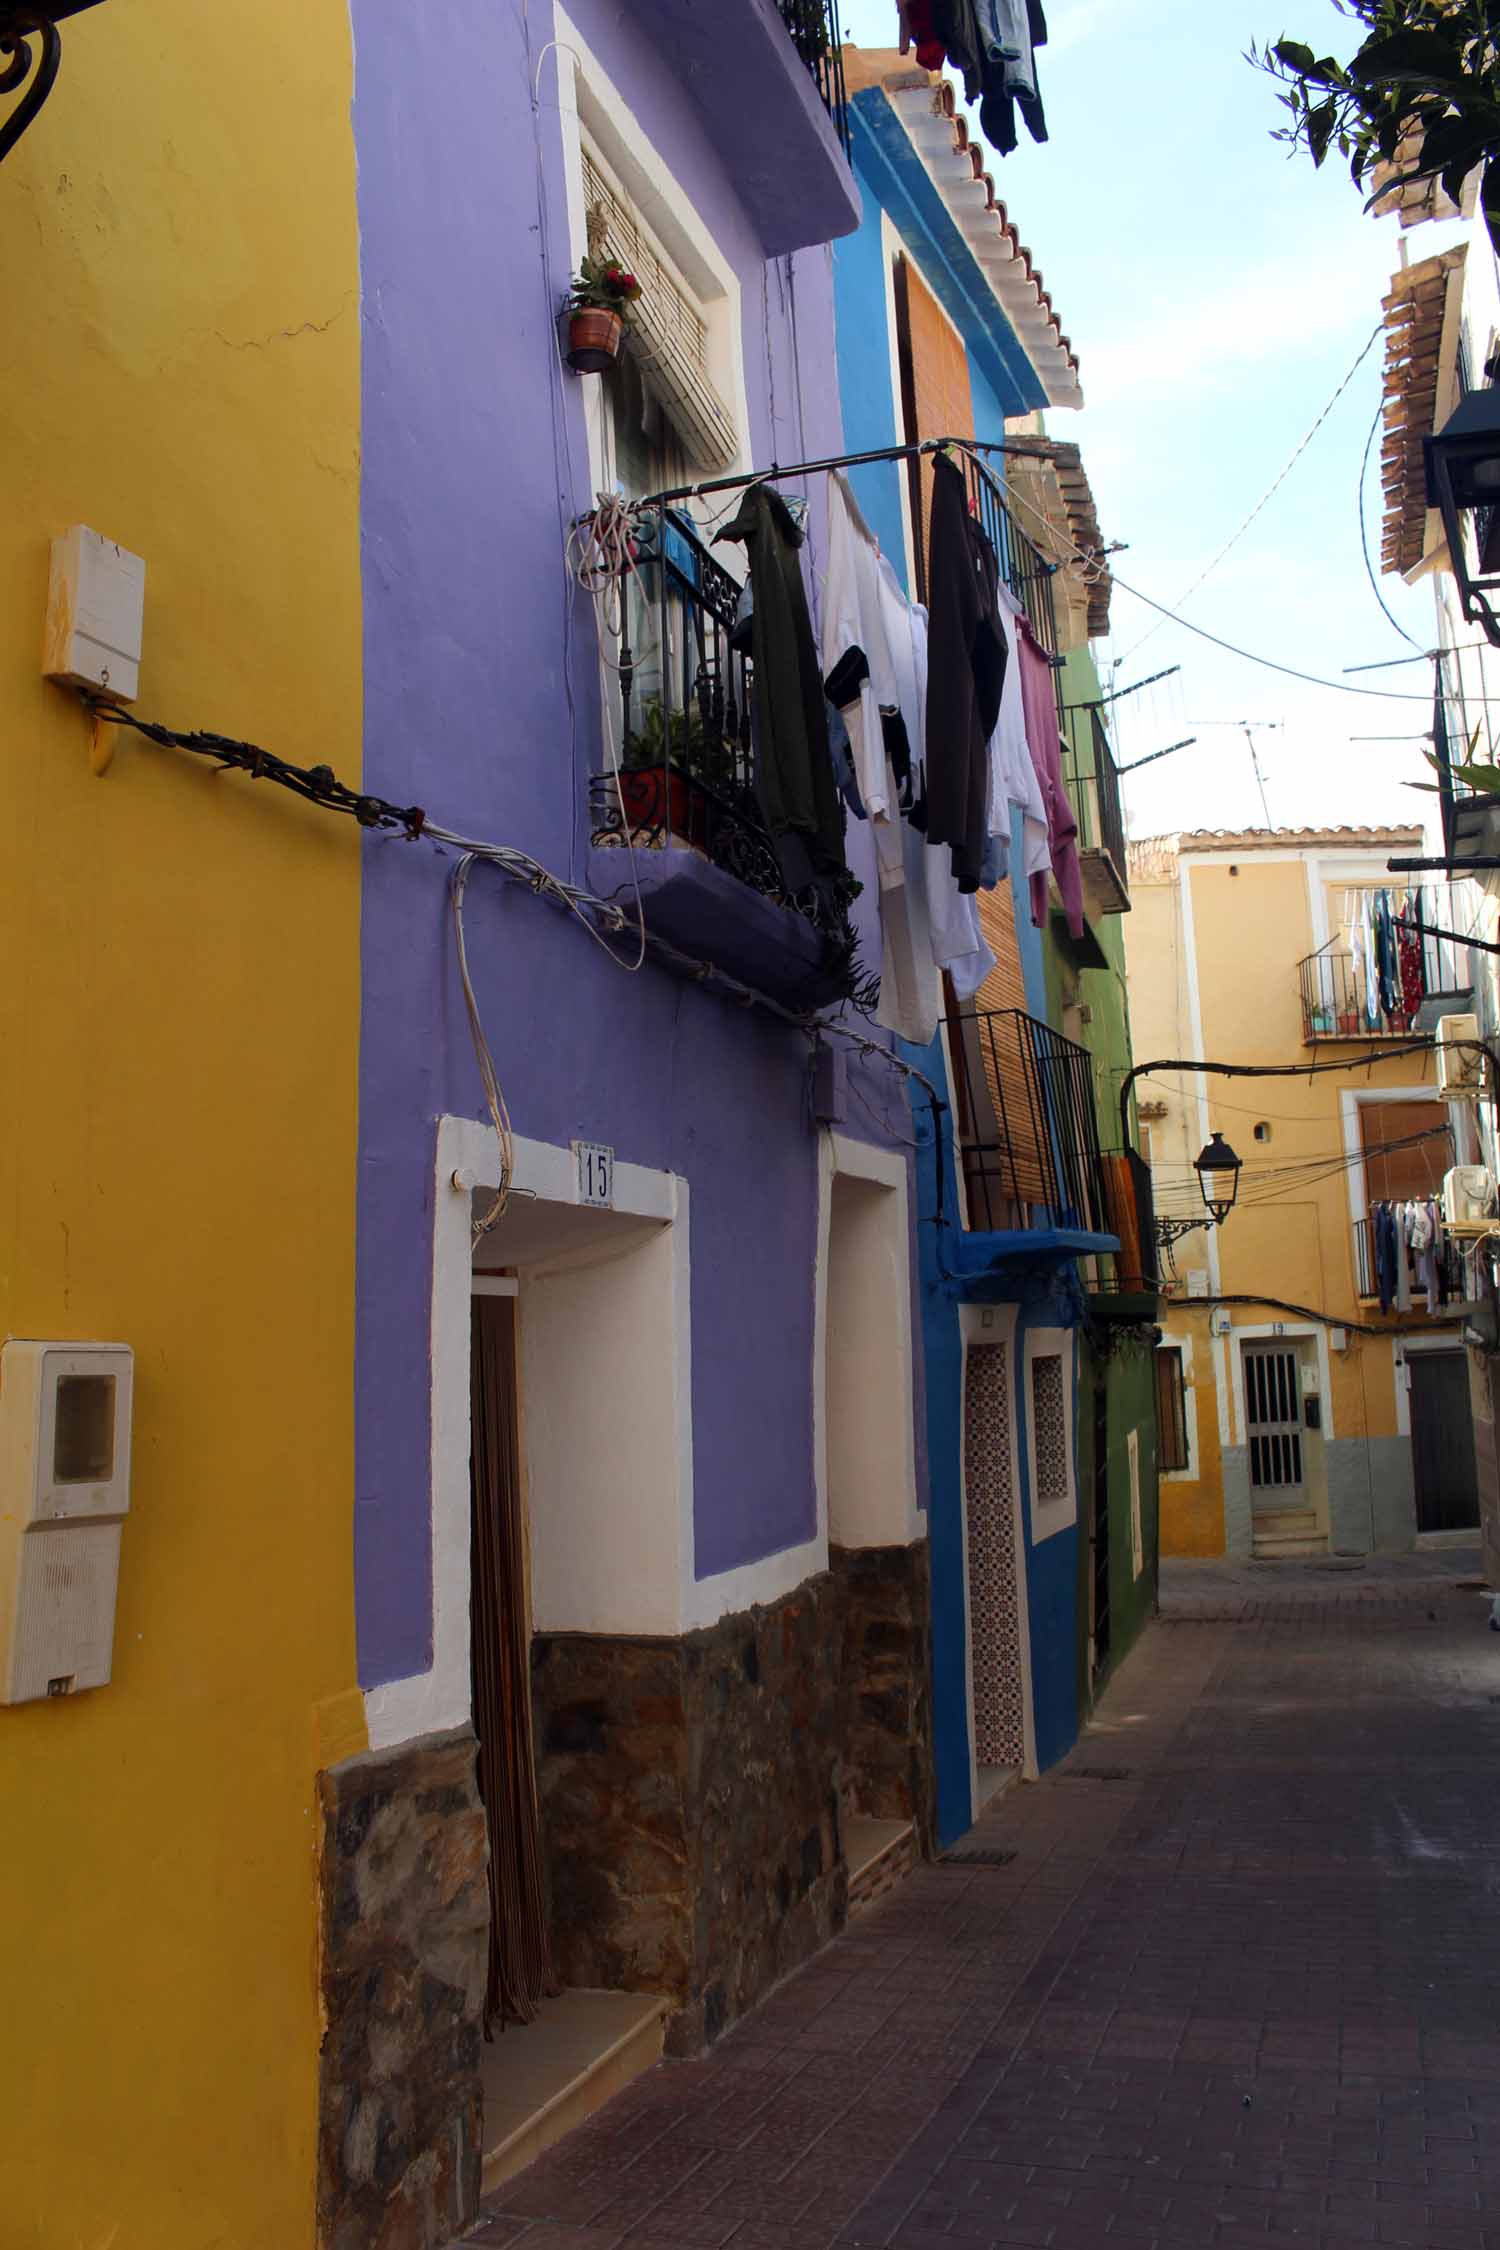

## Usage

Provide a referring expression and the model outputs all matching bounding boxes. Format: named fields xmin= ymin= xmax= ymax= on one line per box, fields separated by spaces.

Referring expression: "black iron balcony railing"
xmin=1299 ymin=889 xmax=1476 ymax=1040
xmin=775 ymin=0 xmax=851 ymax=156
xmin=589 ymin=503 xmax=833 ymax=923
xmin=963 ymin=448 xmax=1061 ymax=668
xmin=948 ymin=1007 xmax=1110 ymax=1236
xmin=1063 ymin=705 xmax=1129 ymax=916
xmin=1353 ymin=1215 xmax=1468 ymax=1307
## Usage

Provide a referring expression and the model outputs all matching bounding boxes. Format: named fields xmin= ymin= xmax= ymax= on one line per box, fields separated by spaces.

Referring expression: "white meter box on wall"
xmin=0 ymin=1341 xmax=134 ymax=1704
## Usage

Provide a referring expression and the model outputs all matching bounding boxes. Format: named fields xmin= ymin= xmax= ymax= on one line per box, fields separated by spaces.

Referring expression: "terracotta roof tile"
xmin=1379 ymin=247 xmax=1465 ymax=579
xmin=843 ymin=48 xmax=1082 ymax=409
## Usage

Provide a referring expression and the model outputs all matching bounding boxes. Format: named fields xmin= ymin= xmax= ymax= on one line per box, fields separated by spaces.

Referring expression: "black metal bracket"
xmin=0 ymin=18 xmax=59 ymax=162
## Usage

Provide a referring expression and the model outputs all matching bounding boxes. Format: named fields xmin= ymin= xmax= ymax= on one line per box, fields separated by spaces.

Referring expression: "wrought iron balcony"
xmin=1299 ymin=890 xmax=1476 ymax=1042
xmin=1063 ymin=705 xmax=1129 ymax=918
xmin=774 ymin=0 xmax=851 ymax=157
xmin=1352 ymin=1215 xmax=1468 ymax=1309
xmin=586 ymin=502 xmax=867 ymax=1004
xmin=948 ymin=1007 xmax=1111 ymax=1237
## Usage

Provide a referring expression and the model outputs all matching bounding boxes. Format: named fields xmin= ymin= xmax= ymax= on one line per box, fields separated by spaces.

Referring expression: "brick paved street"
xmin=465 ymin=1553 xmax=1500 ymax=2250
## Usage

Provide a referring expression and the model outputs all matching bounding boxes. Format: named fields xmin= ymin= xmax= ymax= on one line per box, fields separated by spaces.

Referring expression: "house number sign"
xmin=574 ymin=1140 xmax=615 ymax=1209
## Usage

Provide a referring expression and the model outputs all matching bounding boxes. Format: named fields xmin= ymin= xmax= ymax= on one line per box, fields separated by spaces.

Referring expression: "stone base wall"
xmin=316 ymin=1728 xmax=489 ymax=2250
xmin=532 ymin=1573 xmax=848 ymax=2056
xmin=830 ymin=1540 xmax=934 ymax=1851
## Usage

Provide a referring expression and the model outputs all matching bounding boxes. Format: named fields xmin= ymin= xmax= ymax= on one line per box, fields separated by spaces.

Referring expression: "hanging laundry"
xmin=932 ymin=0 xmax=985 ymax=99
xmin=994 ymin=581 xmax=1051 ymax=894
xmin=977 ymin=0 xmax=1048 ymax=151
xmin=717 ymin=484 xmax=847 ymax=882
xmin=1374 ymin=888 xmax=1401 ymax=1020
xmin=1372 ymin=1202 xmax=1399 ymax=1313
xmin=822 ymin=473 xmax=943 ymax=1044
xmin=1017 ymin=622 xmax=1084 ymax=939
xmin=875 ymin=546 xmax=996 ymax=1003
xmin=925 ymin=450 xmax=1007 ymax=894
xmin=1360 ymin=890 xmax=1381 ymax=1029
xmin=1396 ymin=901 xmax=1425 ymax=1025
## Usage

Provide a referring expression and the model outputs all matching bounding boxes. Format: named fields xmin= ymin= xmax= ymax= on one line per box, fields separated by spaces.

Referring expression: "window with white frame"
xmin=581 ymin=144 xmax=739 ymax=490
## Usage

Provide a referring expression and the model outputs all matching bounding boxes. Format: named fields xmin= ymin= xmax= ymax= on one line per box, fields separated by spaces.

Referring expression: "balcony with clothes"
xmin=945 ymin=1007 xmax=1121 ymax=1274
xmin=1352 ymin=1210 xmax=1471 ymax=1317
xmin=586 ymin=499 xmax=870 ymax=1010
xmin=1297 ymin=881 xmax=1477 ymax=1042
xmin=580 ymin=436 xmax=1066 ymax=1020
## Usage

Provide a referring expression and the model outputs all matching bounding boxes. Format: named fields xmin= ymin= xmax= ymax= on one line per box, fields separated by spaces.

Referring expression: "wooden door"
xmin=1409 ymin=1350 xmax=1480 ymax=1531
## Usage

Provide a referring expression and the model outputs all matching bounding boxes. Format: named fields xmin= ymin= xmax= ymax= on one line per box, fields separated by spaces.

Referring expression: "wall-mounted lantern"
xmin=1 ymin=2 xmax=105 ymax=165
xmin=1424 ymin=387 xmax=1500 ymax=649
xmin=1193 ymin=1130 xmax=1242 ymax=1226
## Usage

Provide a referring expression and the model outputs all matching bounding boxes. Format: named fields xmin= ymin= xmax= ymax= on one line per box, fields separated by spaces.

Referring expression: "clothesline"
xmin=630 ymin=433 xmax=1059 ymax=524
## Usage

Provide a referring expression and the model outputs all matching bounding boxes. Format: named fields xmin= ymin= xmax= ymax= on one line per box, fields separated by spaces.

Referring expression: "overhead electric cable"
xmin=1116 ymin=320 xmax=1386 ymax=667
xmin=1357 ymin=392 xmax=1422 ymax=650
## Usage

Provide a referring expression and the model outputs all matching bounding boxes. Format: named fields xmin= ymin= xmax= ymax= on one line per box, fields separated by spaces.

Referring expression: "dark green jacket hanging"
xmin=718 ymin=485 xmax=847 ymax=877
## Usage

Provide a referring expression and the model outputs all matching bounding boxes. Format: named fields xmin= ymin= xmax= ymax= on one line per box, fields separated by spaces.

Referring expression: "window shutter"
xmin=582 ymin=151 xmax=739 ymax=470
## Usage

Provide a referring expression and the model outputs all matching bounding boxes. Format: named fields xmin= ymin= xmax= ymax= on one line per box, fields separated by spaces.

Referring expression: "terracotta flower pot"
xmin=566 ymin=307 xmax=623 ymax=373
xmin=619 ymin=765 xmax=709 ymax=845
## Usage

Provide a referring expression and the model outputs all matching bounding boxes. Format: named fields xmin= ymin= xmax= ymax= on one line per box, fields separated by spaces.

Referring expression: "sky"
xmin=838 ymin=0 xmax=1454 ymax=845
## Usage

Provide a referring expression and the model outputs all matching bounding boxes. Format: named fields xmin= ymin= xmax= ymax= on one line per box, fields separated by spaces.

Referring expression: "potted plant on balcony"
xmin=564 ymin=255 xmax=642 ymax=373
xmin=616 ymin=698 xmax=749 ymax=845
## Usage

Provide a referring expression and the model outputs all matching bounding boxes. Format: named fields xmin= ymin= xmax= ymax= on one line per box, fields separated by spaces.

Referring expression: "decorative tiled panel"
xmin=1031 ymin=1352 xmax=1069 ymax=1506
xmin=963 ymin=1344 xmax=1027 ymax=1770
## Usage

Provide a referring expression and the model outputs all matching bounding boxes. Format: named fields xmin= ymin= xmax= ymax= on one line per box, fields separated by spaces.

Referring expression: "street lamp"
xmin=1424 ymin=386 xmax=1500 ymax=649
xmin=0 ymin=2 xmax=106 ymax=165
xmin=1194 ymin=1130 xmax=1242 ymax=1226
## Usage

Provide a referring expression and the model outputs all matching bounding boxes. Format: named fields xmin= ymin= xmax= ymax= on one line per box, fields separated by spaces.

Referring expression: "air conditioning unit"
xmin=1435 ymin=1013 xmax=1487 ymax=1098
xmin=1442 ymin=1165 xmax=1498 ymax=1234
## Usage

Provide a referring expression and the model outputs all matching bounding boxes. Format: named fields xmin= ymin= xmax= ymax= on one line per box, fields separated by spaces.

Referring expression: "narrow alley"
xmin=466 ymin=1553 xmax=1500 ymax=2250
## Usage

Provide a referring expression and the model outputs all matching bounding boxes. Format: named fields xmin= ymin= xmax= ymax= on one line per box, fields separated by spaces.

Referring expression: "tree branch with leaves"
xmin=1252 ymin=1 xmax=1500 ymax=237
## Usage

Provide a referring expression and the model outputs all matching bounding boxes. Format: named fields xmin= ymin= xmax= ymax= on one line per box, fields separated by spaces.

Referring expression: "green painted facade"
xmin=1047 ymin=646 xmax=1161 ymax=1702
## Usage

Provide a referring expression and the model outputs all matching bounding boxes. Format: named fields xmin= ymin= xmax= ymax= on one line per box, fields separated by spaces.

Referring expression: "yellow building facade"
xmin=1126 ymin=831 xmax=1482 ymax=1560
xmin=0 ymin=9 xmax=365 ymax=2246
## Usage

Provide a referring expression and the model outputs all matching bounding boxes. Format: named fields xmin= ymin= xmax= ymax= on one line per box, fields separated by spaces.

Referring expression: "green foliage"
xmin=568 ymin=254 xmax=644 ymax=318
xmin=623 ymin=697 xmax=741 ymax=790
xmin=1251 ymin=1 xmax=1500 ymax=234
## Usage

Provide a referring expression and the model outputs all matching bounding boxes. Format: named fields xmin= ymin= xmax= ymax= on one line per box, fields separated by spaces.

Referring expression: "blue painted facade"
xmin=836 ymin=82 xmax=1108 ymax=1844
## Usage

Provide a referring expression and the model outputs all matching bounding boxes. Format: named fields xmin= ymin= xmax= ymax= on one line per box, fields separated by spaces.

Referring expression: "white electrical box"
xmin=1443 ymin=1166 xmax=1498 ymax=1235
xmin=0 ymin=1341 xmax=134 ymax=1704
xmin=42 ymin=526 xmax=146 ymax=703
xmin=1435 ymin=1012 xmax=1487 ymax=1098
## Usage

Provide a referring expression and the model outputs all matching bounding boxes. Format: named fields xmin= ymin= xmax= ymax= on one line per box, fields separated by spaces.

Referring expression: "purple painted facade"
xmin=349 ymin=0 xmax=913 ymax=1689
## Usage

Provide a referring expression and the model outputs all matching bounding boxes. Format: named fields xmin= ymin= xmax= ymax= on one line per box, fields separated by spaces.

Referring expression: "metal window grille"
xmin=1154 ymin=1347 xmax=1189 ymax=1472
xmin=1030 ymin=1353 xmax=1069 ymax=1508
xmin=1244 ymin=1345 xmax=1303 ymax=1490
xmin=581 ymin=149 xmax=739 ymax=468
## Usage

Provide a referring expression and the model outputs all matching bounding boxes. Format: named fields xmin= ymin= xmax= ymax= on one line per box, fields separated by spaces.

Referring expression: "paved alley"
xmin=466 ymin=1551 xmax=1500 ymax=2250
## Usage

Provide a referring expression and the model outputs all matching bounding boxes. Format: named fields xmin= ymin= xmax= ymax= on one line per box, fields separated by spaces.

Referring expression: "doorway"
xmin=1244 ymin=1342 xmax=1304 ymax=1498
xmin=963 ymin=1336 xmax=1029 ymax=1804
xmin=1088 ymin=1371 xmax=1110 ymax=1681
xmin=468 ymin=1286 xmax=554 ymax=2036
xmin=1409 ymin=1350 xmax=1480 ymax=1532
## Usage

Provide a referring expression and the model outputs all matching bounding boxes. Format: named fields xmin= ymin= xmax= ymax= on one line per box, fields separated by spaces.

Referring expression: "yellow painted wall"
xmin=0 ymin=9 xmax=363 ymax=2245
xmin=1127 ymin=845 xmax=1442 ymax=1555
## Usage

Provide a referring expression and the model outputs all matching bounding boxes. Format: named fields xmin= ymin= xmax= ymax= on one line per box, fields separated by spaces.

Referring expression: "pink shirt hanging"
xmin=1017 ymin=623 xmax=1085 ymax=939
